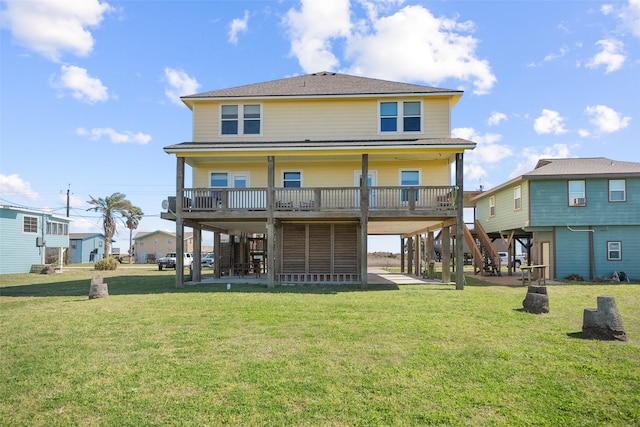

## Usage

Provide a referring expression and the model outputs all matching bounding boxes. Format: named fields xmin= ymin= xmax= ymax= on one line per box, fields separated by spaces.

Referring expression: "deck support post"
xmin=214 ymin=231 xmax=221 ymax=279
xmin=415 ymin=234 xmax=421 ymax=277
xmin=455 ymin=152 xmax=465 ymax=290
xmin=400 ymin=237 xmax=405 ymax=273
xmin=267 ymin=156 xmax=276 ymax=288
xmin=193 ymin=227 xmax=202 ymax=283
xmin=175 ymin=156 xmax=185 ymax=288
xmin=360 ymin=154 xmax=369 ymax=288
xmin=407 ymin=236 xmax=413 ymax=275
xmin=442 ymin=227 xmax=451 ymax=283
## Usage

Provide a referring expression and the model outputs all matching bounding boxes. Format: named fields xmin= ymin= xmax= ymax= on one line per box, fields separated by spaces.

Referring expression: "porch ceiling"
xmin=185 ymin=151 xmax=456 ymax=167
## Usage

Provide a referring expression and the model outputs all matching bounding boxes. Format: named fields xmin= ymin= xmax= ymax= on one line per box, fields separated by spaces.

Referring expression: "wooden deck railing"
xmin=170 ymin=186 xmax=456 ymax=213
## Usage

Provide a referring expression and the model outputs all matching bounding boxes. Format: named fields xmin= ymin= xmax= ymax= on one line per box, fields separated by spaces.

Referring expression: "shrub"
xmin=95 ymin=257 xmax=119 ymax=271
xmin=565 ymin=273 xmax=584 ymax=281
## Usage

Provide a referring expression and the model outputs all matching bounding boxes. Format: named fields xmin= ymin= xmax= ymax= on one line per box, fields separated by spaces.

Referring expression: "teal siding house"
xmin=68 ymin=233 xmax=110 ymax=263
xmin=0 ymin=206 xmax=71 ymax=274
xmin=471 ymin=158 xmax=640 ymax=281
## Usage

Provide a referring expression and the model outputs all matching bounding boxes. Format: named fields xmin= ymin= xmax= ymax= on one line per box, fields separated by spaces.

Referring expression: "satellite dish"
xmin=161 ymin=199 xmax=169 ymax=210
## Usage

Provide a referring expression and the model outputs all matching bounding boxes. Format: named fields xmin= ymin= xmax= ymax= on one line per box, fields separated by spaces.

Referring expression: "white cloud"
xmin=509 ymin=144 xmax=572 ymax=178
xmin=586 ymin=39 xmax=625 ymax=73
xmin=487 ymin=112 xmax=507 ymax=126
xmin=465 ymin=163 xmax=489 ymax=182
xmin=69 ymin=216 xmax=103 ymax=234
xmin=585 ymin=105 xmax=631 ymax=133
xmin=228 ymin=10 xmax=249 ymax=45
xmin=0 ymin=174 xmax=40 ymax=200
xmin=578 ymin=129 xmax=591 ymax=138
xmin=76 ymin=127 xmax=151 ymax=144
xmin=601 ymin=4 xmax=614 ymax=15
xmin=534 ymin=109 xmax=568 ymax=135
xmin=619 ymin=0 xmax=640 ymax=37
xmin=50 ymin=65 xmax=109 ymax=104
xmin=543 ymin=46 xmax=569 ymax=62
xmin=164 ymin=67 xmax=200 ymax=106
xmin=0 ymin=0 xmax=113 ymax=62
xmin=57 ymin=192 xmax=85 ymax=209
xmin=283 ymin=1 xmax=496 ymax=95
xmin=284 ymin=0 xmax=352 ymax=72
xmin=452 ymin=127 xmax=513 ymax=182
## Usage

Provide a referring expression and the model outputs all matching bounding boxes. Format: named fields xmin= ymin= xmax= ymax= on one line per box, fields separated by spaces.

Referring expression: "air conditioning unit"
xmin=573 ymin=198 xmax=586 ymax=206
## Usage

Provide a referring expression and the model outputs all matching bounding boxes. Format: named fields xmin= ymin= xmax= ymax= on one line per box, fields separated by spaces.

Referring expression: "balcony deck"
xmin=166 ymin=186 xmax=456 ymax=219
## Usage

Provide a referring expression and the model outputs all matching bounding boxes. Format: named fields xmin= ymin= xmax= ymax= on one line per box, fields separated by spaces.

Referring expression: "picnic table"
xmin=521 ymin=265 xmax=547 ymax=286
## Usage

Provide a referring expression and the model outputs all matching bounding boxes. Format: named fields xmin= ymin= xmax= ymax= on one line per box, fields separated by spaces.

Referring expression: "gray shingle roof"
xmin=524 ymin=157 xmax=640 ymax=179
xmin=69 ymin=233 xmax=103 ymax=240
xmin=182 ymin=72 xmax=461 ymax=99
xmin=471 ymin=157 xmax=640 ymax=201
xmin=164 ymin=138 xmax=475 ymax=152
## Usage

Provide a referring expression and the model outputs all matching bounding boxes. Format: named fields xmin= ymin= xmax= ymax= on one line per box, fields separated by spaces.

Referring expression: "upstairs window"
xmin=609 ymin=179 xmax=626 ymax=202
xmin=221 ymin=104 xmax=261 ymax=135
xmin=568 ymin=180 xmax=586 ymax=206
xmin=23 ymin=216 xmax=38 ymax=233
xmin=380 ymin=101 xmax=421 ymax=133
xmin=489 ymin=196 xmax=496 ymax=217
xmin=283 ymin=171 xmax=302 ymax=188
xmin=514 ymin=186 xmax=522 ymax=211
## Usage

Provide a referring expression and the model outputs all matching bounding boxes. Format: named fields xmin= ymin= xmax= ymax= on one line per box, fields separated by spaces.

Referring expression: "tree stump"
xmin=522 ymin=285 xmax=549 ymax=314
xmin=583 ymin=296 xmax=627 ymax=341
xmin=89 ymin=275 xmax=109 ymax=299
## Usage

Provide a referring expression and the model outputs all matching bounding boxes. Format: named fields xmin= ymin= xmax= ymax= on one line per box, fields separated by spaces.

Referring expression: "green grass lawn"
xmin=1 ymin=267 xmax=639 ymax=426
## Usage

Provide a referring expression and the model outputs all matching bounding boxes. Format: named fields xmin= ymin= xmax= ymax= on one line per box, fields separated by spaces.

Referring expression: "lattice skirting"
xmin=277 ymin=273 xmax=361 ymax=284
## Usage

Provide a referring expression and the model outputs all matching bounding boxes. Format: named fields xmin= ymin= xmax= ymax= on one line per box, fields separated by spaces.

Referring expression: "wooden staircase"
xmin=462 ymin=220 xmax=502 ymax=275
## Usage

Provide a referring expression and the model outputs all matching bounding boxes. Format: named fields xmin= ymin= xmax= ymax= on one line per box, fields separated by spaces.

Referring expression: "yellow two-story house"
xmin=162 ymin=72 xmax=475 ymax=288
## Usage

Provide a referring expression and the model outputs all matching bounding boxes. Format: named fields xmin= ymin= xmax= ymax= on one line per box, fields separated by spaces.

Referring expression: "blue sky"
xmin=1 ymin=0 xmax=638 ymax=253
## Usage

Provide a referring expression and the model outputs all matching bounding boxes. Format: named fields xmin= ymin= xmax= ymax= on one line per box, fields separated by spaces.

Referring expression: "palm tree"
xmin=87 ymin=193 xmax=137 ymax=260
xmin=124 ymin=206 xmax=144 ymax=264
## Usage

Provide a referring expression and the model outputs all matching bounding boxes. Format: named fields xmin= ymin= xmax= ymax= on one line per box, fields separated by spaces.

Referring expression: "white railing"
xmin=173 ymin=186 xmax=455 ymax=212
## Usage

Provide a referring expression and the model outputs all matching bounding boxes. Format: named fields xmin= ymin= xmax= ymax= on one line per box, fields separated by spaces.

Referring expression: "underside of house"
xmin=161 ymin=142 xmax=470 ymax=288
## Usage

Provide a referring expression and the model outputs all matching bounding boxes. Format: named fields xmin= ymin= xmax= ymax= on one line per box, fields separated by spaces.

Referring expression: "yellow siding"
xmin=191 ymin=97 xmax=452 ymax=142
xmin=423 ymin=99 xmax=451 ymax=138
xmin=193 ymin=103 xmax=218 ymax=141
xmin=192 ymin=159 xmax=451 ymax=188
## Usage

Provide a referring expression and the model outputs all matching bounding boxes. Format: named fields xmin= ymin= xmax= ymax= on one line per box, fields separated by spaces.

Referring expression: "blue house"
xmin=68 ymin=233 xmax=110 ymax=264
xmin=471 ymin=158 xmax=640 ymax=281
xmin=0 ymin=205 xmax=71 ymax=274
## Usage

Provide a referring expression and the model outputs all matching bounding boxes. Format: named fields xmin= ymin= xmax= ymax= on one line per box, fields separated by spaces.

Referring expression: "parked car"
xmin=201 ymin=253 xmax=215 ymax=268
xmin=158 ymin=252 xmax=193 ymax=270
xmin=498 ymin=252 xmax=525 ymax=268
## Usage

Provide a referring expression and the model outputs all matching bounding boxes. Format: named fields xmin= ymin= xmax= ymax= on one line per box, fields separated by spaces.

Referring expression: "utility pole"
xmin=66 ymin=185 xmax=70 ymax=217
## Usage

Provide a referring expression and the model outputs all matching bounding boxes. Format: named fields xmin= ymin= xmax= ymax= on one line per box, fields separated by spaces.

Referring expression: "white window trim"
xmin=489 ymin=196 xmax=496 ymax=217
xmin=607 ymin=241 xmax=622 ymax=261
xmin=608 ymin=179 xmax=626 ymax=202
xmin=231 ymin=172 xmax=251 ymax=188
xmin=568 ymin=180 xmax=586 ymax=207
xmin=219 ymin=103 xmax=263 ymax=137
xmin=23 ymin=215 xmax=38 ymax=234
xmin=399 ymin=169 xmax=421 ymax=202
xmin=514 ymin=185 xmax=522 ymax=211
xmin=354 ymin=170 xmax=378 ymax=186
xmin=46 ymin=221 xmax=68 ymax=235
xmin=398 ymin=169 xmax=422 ymax=186
xmin=209 ymin=171 xmax=230 ymax=188
xmin=378 ymin=100 xmax=423 ymax=135
xmin=282 ymin=170 xmax=303 ymax=188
